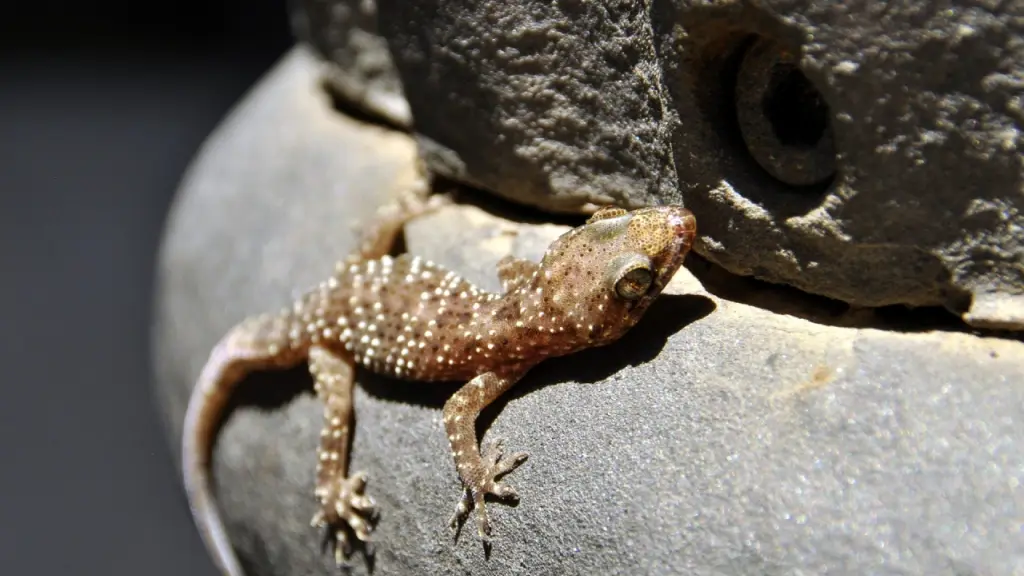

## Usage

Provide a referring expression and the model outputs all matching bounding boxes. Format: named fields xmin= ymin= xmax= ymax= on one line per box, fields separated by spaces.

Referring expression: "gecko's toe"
xmin=474 ymin=498 xmax=493 ymax=540
xmin=349 ymin=493 xmax=376 ymax=513
xmin=490 ymin=482 xmax=519 ymax=500
xmin=448 ymin=487 xmax=472 ymax=535
xmin=481 ymin=438 xmax=529 ymax=480
xmin=333 ymin=529 xmax=350 ymax=566
xmin=313 ymin=471 xmax=378 ymax=562
xmin=450 ymin=440 xmax=529 ymax=544
xmin=346 ymin=513 xmax=373 ymax=541
xmin=310 ymin=510 xmax=326 ymax=528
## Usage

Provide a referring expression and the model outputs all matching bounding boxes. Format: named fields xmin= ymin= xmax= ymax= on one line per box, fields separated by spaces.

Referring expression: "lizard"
xmin=182 ymin=193 xmax=697 ymax=576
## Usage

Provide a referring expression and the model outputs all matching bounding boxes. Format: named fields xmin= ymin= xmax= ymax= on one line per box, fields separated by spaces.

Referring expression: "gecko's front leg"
xmin=443 ymin=368 xmax=532 ymax=540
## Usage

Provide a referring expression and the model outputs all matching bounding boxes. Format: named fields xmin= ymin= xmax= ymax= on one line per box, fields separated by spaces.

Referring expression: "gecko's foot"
xmin=353 ymin=188 xmax=455 ymax=261
xmin=448 ymin=439 xmax=528 ymax=542
xmin=310 ymin=471 xmax=378 ymax=564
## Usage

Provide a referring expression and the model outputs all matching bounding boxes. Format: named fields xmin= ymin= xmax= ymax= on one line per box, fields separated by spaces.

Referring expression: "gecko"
xmin=182 ymin=195 xmax=697 ymax=576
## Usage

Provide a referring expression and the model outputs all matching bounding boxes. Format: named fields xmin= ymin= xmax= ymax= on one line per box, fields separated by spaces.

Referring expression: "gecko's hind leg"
xmin=307 ymin=345 xmax=377 ymax=564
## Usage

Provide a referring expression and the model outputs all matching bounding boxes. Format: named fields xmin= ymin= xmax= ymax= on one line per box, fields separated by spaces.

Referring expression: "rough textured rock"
xmin=155 ymin=46 xmax=1024 ymax=576
xmin=292 ymin=0 xmax=1024 ymax=329
xmin=378 ymin=0 xmax=682 ymax=214
xmin=290 ymin=0 xmax=410 ymax=127
xmin=652 ymin=1 xmax=1024 ymax=330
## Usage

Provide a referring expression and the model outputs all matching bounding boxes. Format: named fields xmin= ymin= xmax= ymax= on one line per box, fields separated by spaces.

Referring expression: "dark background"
xmin=1 ymin=2 xmax=292 ymax=574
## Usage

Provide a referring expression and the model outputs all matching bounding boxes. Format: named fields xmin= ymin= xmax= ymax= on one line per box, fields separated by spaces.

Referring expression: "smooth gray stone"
xmin=291 ymin=0 xmax=1024 ymax=329
xmin=155 ymin=47 xmax=1024 ymax=576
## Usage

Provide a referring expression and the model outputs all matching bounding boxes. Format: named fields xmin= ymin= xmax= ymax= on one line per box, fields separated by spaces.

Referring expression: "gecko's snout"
xmin=625 ymin=205 xmax=698 ymax=259
xmin=666 ymin=207 xmax=697 ymax=246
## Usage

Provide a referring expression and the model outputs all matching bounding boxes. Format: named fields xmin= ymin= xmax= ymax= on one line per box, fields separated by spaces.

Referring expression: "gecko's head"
xmin=536 ymin=204 xmax=697 ymax=344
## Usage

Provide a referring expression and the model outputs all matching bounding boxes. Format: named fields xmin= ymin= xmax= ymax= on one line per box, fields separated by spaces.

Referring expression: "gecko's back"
xmin=237 ymin=254 xmax=500 ymax=383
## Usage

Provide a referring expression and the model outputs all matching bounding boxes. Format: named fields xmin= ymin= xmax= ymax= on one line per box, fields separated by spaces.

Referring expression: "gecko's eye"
xmin=614 ymin=266 xmax=653 ymax=300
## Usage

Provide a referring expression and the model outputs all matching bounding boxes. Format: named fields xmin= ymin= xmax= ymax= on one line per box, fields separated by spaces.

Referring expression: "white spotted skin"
xmin=182 ymin=203 xmax=698 ymax=576
xmin=317 ymin=254 xmax=503 ymax=382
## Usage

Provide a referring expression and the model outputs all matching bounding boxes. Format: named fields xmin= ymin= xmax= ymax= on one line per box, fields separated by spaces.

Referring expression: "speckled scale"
xmin=234 ymin=254 xmax=502 ymax=383
xmin=328 ymin=254 xmax=500 ymax=381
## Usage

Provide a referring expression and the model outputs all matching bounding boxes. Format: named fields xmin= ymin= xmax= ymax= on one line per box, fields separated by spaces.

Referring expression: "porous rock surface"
xmin=296 ymin=0 xmax=1024 ymax=329
xmin=155 ymin=47 xmax=1024 ymax=576
xmin=290 ymin=0 xmax=411 ymax=127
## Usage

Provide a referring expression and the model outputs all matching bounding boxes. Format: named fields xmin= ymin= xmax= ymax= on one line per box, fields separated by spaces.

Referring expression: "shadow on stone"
xmin=683 ymin=253 xmax=1024 ymax=339
xmin=317 ymin=527 xmax=376 ymax=575
xmin=358 ymin=372 xmax=463 ymax=409
xmin=319 ymin=74 xmax=410 ymax=134
xmin=523 ymin=293 xmax=717 ymax=391
xmin=228 ymin=366 xmax=312 ymax=413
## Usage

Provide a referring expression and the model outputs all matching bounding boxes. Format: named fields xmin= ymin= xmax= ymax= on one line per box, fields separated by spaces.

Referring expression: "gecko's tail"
xmin=182 ymin=338 xmax=247 ymax=576
xmin=182 ymin=313 xmax=307 ymax=576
